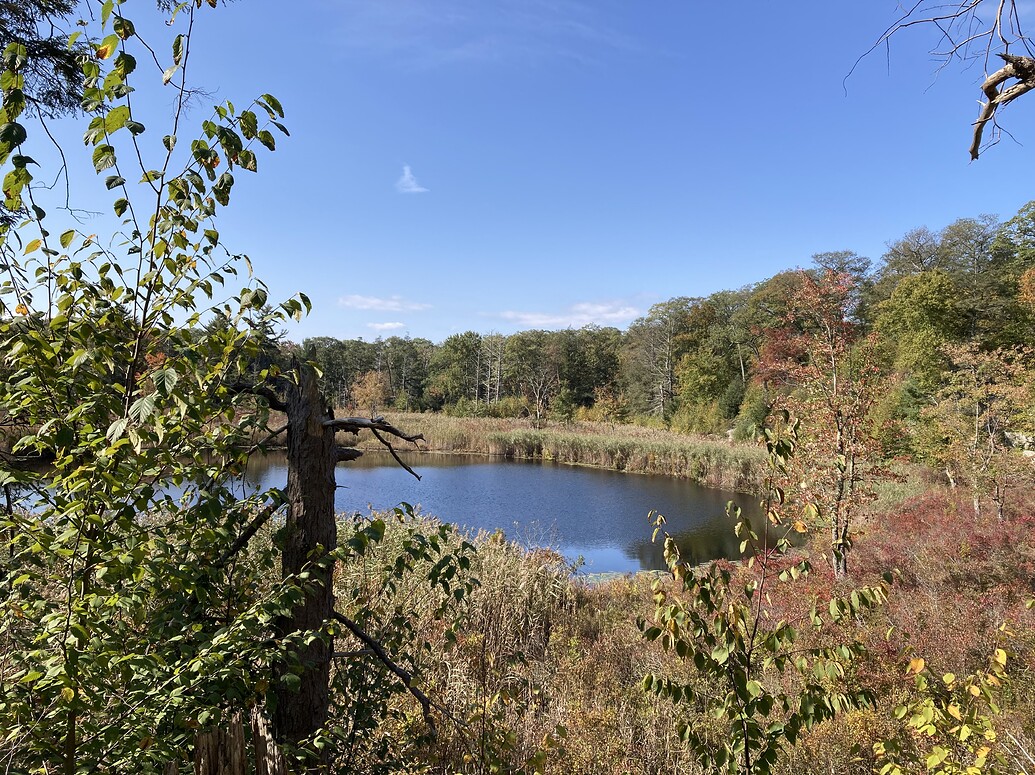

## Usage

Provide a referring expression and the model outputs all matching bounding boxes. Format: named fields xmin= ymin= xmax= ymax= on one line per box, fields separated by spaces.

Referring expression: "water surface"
xmin=246 ymin=452 xmax=759 ymax=574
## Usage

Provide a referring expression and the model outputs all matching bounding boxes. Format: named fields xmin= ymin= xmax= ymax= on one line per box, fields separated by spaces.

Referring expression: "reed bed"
xmin=345 ymin=413 xmax=767 ymax=493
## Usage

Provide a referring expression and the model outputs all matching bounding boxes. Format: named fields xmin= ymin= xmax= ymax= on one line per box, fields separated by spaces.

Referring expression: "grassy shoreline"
xmin=341 ymin=412 xmax=767 ymax=492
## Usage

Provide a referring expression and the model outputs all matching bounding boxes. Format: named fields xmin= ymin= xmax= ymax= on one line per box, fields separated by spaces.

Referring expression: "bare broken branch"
xmin=854 ymin=1 xmax=1034 ymax=159
xmin=335 ymin=446 xmax=363 ymax=463
xmin=332 ymin=610 xmax=459 ymax=735
xmin=971 ymin=52 xmax=1035 ymax=158
xmin=323 ymin=415 xmax=424 ymax=480
xmin=228 ymin=382 xmax=288 ymax=412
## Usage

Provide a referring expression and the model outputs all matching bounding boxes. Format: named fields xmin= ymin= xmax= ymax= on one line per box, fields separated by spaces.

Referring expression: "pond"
xmin=244 ymin=451 xmax=762 ymax=574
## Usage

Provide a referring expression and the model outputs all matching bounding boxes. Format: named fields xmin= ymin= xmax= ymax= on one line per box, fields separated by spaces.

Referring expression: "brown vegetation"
xmin=327 ymin=484 xmax=1035 ymax=773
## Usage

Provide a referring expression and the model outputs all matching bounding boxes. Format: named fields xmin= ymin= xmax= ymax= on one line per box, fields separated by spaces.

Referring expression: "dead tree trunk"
xmin=267 ymin=362 xmax=427 ymax=761
xmin=274 ymin=363 xmax=337 ymax=755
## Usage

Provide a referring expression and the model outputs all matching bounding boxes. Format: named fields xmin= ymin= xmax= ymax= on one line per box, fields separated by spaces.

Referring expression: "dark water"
xmin=245 ymin=452 xmax=760 ymax=574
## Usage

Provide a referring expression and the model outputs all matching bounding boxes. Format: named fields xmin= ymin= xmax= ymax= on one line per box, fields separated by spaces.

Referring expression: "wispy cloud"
xmin=330 ymin=0 xmax=643 ymax=69
xmin=396 ymin=165 xmax=429 ymax=194
xmin=498 ymin=301 xmax=640 ymax=329
xmin=339 ymin=294 xmax=431 ymax=312
xmin=368 ymin=322 xmax=406 ymax=332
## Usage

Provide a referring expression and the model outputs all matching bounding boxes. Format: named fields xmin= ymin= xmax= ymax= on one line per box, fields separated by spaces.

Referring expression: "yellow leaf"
xmin=947 ymin=703 xmax=962 ymax=720
xmin=994 ymin=648 xmax=1007 ymax=667
xmin=969 ymin=685 xmax=981 ymax=697
xmin=61 ymin=687 xmax=75 ymax=702
xmin=908 ymin=657 xmax=925 ymax=675
xmin=793 ymin=520 xmax=808 ymax=533
xmin=14 ymin=303 xmax=28 ymax=315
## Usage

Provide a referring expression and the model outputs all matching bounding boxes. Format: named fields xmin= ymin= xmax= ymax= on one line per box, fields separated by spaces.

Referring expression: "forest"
xmin=1 ymin=1 xmax=1035 ymax=774
xmin=300 ymin=209 xmax=1035 ymax=450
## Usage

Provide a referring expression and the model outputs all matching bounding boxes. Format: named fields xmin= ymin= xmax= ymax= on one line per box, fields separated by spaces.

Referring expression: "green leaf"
xmin=106 ymin=417 xmax=129 ymax=443
xmin=260 ymin=93 xmax=284 ymax=118
xmin=239 ymin=110 xmax=258 ymax=139
xmin=59 ymin=230 xmax=76 ymax=249
xmin=0 ymin=122 xmax=27 ymax=147
xmin=4 ymin=42 xmax=28 ymax=70
xmin=152 ymin=368 xmax=178 ymax=395
xmin=105 ymin=175 xmax=125 ymax=190
xmin=113 ymin=198 xmax=129 ymax=217
xmin=92 ymin=144 xmax=116 ymax=172
xmin=96 ymin=33 xmax=120 ymax=60
xmin=257 ymin=130 xmax=276 ymax=151
xmin=172 ymin=34 xmax=184 ymax=66
xmin=113 ymin=16 xmax=135 ymax=39
xmin=114 ymin=52 xmax=136 ymax=79
xmin=104 ymin=105 xmax=130 ymax=134
xmin=129 ymin=394 xmax=157 ymax=422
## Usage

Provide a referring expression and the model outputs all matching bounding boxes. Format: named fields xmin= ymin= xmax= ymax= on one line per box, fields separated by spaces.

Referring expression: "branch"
xmin=332 ymin=610 xmax=456 ymax=735
xmin=228 ymin=382 xmax=288 ymax=412
xmin=336 ymin=447 xmax=363 ymax=463
xmin=971 ymin=53 xmax=1035 ymax=159
xmin=323 ymin=416 xmax=424 ymax=480
xmin=212 ymin=500 xmax=282 ymax=569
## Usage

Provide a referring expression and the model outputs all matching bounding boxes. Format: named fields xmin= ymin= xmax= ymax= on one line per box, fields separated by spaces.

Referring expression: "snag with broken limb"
xmin=235 ymin=361 xmax=479 ymax=765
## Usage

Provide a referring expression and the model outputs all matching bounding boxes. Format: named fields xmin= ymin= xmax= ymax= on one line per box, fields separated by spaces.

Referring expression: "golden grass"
xmin=344 ymin=413 xmax=767 ymax=492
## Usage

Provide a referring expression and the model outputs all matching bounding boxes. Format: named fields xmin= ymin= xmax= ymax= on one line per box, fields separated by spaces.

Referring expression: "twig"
xmin=331 ymin=610 xmax=460 ymax=734
xmin=228 ymin=382 xmax=288 ymax=412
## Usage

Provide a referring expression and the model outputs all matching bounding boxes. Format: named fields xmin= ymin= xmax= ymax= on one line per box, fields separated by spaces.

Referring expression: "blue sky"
xmin=42 ymin=1 xmax=1035 ymax=342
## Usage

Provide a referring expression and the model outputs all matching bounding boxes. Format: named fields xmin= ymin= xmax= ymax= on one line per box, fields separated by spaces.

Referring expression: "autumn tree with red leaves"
xmin=763 ymin=270 xmax=887 ymax=579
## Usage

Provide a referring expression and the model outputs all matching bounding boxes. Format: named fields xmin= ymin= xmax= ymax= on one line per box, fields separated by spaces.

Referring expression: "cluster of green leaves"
xmin=639 ymin=415 xmax=887 ymax=774
xmin=0 ymin=1 xmax=311 ymax=770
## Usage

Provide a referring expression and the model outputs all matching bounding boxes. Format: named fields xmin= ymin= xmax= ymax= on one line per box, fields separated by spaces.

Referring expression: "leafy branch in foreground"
xmin=0 ymin=0 xmax=311 ymax=770
xmin=640 ymin=413 xmax=887 ymax=774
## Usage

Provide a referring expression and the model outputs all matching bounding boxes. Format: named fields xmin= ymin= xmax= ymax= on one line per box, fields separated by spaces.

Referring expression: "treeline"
xmin=299 ymin=202 xmax=1035 ymax=446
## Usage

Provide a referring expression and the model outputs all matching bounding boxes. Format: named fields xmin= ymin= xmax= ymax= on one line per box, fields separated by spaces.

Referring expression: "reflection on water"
xmin=245 ymin=451 xmax=763 ymax=575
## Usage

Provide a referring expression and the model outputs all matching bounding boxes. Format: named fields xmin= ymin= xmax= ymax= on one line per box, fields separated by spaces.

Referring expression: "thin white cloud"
xmin=396 ymin=165 xmax=429 ymax=194
xmin=339 ymin=294 xmax=431 ymax=312
xmin=331 ymin=0 xmax=644 ymax=68
xmin=368 ymin=321 xmax=406 ymax=331
xmin=498 ymin=301 xmax=640 ymax=329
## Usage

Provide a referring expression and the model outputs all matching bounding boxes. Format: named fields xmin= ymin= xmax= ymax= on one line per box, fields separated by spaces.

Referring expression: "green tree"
xmin=622 ymin=297 xmax=695 ymax=419
xmin=504 ymin=329 xmax=561 ymax=427
xmin=919 ymin=344 xmax=1034 ymax=519
xmin=427 ymin=330 xmax=482 ymax=408
xmin=0 ymin=4 xmax=465 ymax=771
xmin=873 ymin=270 xmax=967 ymax=393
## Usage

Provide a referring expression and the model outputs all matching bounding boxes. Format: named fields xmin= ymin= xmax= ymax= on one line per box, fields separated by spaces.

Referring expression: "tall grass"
xmin=330 ymin=494 xmax=1035 ymax=775
xmin=346 ymin=413 xmax=766 ymax=492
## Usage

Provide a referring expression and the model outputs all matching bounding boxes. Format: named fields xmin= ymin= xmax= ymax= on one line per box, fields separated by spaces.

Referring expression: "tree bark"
xmin=274 ymin=362 xmax=337 ymax=756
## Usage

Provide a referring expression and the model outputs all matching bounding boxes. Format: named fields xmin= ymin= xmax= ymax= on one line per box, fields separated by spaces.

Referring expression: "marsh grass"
xmin=342 ymin=413 xmax=766 ymax=492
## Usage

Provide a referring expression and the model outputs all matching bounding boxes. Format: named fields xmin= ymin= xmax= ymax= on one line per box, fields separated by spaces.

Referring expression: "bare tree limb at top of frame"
xmin=856 ymin=0 xmax=1035 ymax=159
xmin=971 ymin=52 xmax=1035 ymax=158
